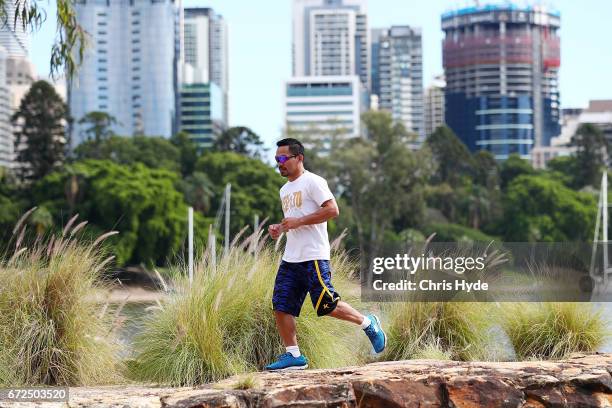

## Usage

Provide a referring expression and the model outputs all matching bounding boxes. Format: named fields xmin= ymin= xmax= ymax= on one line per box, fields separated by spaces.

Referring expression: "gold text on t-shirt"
xmin=282 ymin=191 xmax=303 ymax=212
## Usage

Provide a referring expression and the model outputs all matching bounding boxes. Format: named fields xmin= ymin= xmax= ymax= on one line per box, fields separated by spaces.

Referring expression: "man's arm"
xmin=281 ymin=199 xmax=339 ymax=231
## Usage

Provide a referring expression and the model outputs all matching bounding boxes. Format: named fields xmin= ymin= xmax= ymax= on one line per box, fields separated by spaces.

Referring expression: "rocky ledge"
xmin=2 ymin=353 xmax=611 ymax=408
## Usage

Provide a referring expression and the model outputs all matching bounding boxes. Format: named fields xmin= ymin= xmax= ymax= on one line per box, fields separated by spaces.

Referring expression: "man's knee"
xmin=274 ymin=309 xmax=298 ymax=320
xmin=316 ymin=294 xmax=341 ymax=317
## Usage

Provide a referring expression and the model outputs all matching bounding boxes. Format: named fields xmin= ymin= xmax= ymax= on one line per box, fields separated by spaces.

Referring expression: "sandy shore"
xmin=90 ymin=287 xmax=168 ymax=304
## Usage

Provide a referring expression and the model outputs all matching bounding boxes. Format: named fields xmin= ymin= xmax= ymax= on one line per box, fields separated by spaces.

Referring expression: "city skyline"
xmin=68 ymin=0 xmax=180 ymax=144
xmin=29 ymin=0 xmax=612 ymax=151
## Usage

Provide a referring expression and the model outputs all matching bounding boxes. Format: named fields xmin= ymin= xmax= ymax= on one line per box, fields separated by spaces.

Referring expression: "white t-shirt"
xmin=279 ymin=170 xmax=335 ymax=262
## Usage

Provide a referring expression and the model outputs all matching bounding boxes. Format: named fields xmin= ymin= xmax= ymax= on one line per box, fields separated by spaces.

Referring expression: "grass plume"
xmin=0 ymin=209 xmax=123 ymax=386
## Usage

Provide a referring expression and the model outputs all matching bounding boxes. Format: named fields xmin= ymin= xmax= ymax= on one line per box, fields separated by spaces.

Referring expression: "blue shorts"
xmin=272 ymin=260 xmax=341 ymax=317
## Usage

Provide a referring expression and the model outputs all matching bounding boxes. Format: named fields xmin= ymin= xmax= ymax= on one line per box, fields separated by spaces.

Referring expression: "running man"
xmin=265 ymin=138 xmax=386 ymax=371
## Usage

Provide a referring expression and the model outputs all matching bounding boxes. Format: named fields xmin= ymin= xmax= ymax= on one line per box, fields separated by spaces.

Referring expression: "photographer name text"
xmin=372 ymin=279 xmax=488 ymax=292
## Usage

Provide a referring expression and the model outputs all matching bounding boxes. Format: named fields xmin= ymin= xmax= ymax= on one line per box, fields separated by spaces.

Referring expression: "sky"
xmin=30 ymin=0 xmax=612 ymax=151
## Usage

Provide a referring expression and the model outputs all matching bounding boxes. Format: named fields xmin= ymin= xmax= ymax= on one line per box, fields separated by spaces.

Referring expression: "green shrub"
xmin=128 ymin=234 xmax=368 ymax=386
xmin=380 ymin=302 xmax=494 ymax=362
xmin=501 ymin=302 xmax=608 ymax=360
xmin=0 ymin=212 xmax=122 ymax=386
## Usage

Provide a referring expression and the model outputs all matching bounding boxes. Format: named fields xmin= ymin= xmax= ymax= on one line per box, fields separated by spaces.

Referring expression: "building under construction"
xmin=442 ymin=4 xmax=561 ymax=160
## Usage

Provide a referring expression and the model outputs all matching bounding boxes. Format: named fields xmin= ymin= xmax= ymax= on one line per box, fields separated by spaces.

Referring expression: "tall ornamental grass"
xmin=500 ymin=302 xmax=609 ymax=360
xmin=380 ymin=302 xmax=494 ymax=362
xmin=376 ymin=236 xmax=504 ymax=362
xmin=128 ymin=229 xmax=369 ymax=386
xmin=0 ymin=210 xmax=122 ymax=386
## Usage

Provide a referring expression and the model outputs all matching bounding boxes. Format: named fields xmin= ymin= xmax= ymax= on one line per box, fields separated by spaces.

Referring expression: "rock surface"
xmin=1 ymin=353 xmax=611 ymax=408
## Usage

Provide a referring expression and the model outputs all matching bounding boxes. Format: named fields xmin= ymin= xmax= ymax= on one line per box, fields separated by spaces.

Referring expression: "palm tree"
xmin=181 ymin=172 xmax=215 ymax=214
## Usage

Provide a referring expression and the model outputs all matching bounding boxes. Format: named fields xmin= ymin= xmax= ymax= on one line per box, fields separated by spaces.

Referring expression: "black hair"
xmin=276 ymin=138 xmax=305 ymax=157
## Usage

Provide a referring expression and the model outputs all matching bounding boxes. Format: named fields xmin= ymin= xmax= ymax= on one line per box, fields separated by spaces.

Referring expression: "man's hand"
xmin=281 ymin=217 xmax=303 ymax=231
xmin=268 ymin=224 xmax=283 ymax=240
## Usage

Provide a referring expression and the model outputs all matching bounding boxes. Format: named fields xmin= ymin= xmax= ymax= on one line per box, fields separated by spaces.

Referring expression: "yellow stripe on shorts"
xmin=314 ymin=260 xmax=335 ymax=312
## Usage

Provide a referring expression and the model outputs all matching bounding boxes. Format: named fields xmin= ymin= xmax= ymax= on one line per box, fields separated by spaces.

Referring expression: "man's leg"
xmin=328 ymin=300 xmax=364 ymax=325
xmin=266 ymin=261 xmax=309 ymax=370
xmin=266 ymin=310 xmax=308 ymax=370
xmin=308 ymin=260 xmax=387 ymax=354
xmin=329 ymin=300 xmax=387 ymax=353
xmin=274 ymin=310 xmax=298 ymax=346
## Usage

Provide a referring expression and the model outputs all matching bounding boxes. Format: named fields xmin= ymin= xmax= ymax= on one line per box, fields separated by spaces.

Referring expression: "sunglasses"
xmin=275 ymin=154 xmax=298 ymax=164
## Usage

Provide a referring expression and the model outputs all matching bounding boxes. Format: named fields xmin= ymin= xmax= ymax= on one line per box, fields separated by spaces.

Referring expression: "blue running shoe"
xmin=364 ymin=314 xmax=386 ymax=354
xmin=265 ymin=352 xmax=308 ymax=371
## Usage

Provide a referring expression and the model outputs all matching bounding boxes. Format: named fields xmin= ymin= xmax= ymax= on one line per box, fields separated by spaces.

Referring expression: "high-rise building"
xmin=0 ymin=2 xmax=29 ymax=58
xmin=371 ymin=25 xmax=424 ymax=146
xmin=6 ymin=57 xmax=36 ymax=110
xmin=0 ymin=46 xmax=12 ymax=169
xmin=0 ymin=2 xmax=32 ymax=169
xmin=183 ymin=7 xmax=228 ymax=124
xmin=179 ymin=82 xmax=225 ymax=150
xmin=292 ymin=0 xmax=369 ymax=88
xmin=284 ymin=75 xmax=365 ymax=148
xmin=442 ymin=4 xmax=561 ymax=161
xmin=424 ymin=75 xmax=446 ymax=137
xmin=68 ymin=0 xmax=181 ymax=146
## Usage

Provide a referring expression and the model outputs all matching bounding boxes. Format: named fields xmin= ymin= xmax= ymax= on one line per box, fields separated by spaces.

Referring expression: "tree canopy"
xmin=426 ymin=126 xmax=474 ymax=187
xmin=31 ymin=160 xmax=189 ymax=265
xmin=2 ymin=93 xmax=606 ymax=267
xmin=500 ymin=153 xmax=535 ymax=190
xmin=571 ymin=123 xmax=608 ymax=188
xmin=74 ymin=135 xmax=181 ymax=173
xmin=78 ymin=111 xmax=117 ymax=143
xmin=501 ymin=174 xmax=596 ymax=242
xmin=212 ymin=126 xmax=266 ymax=159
